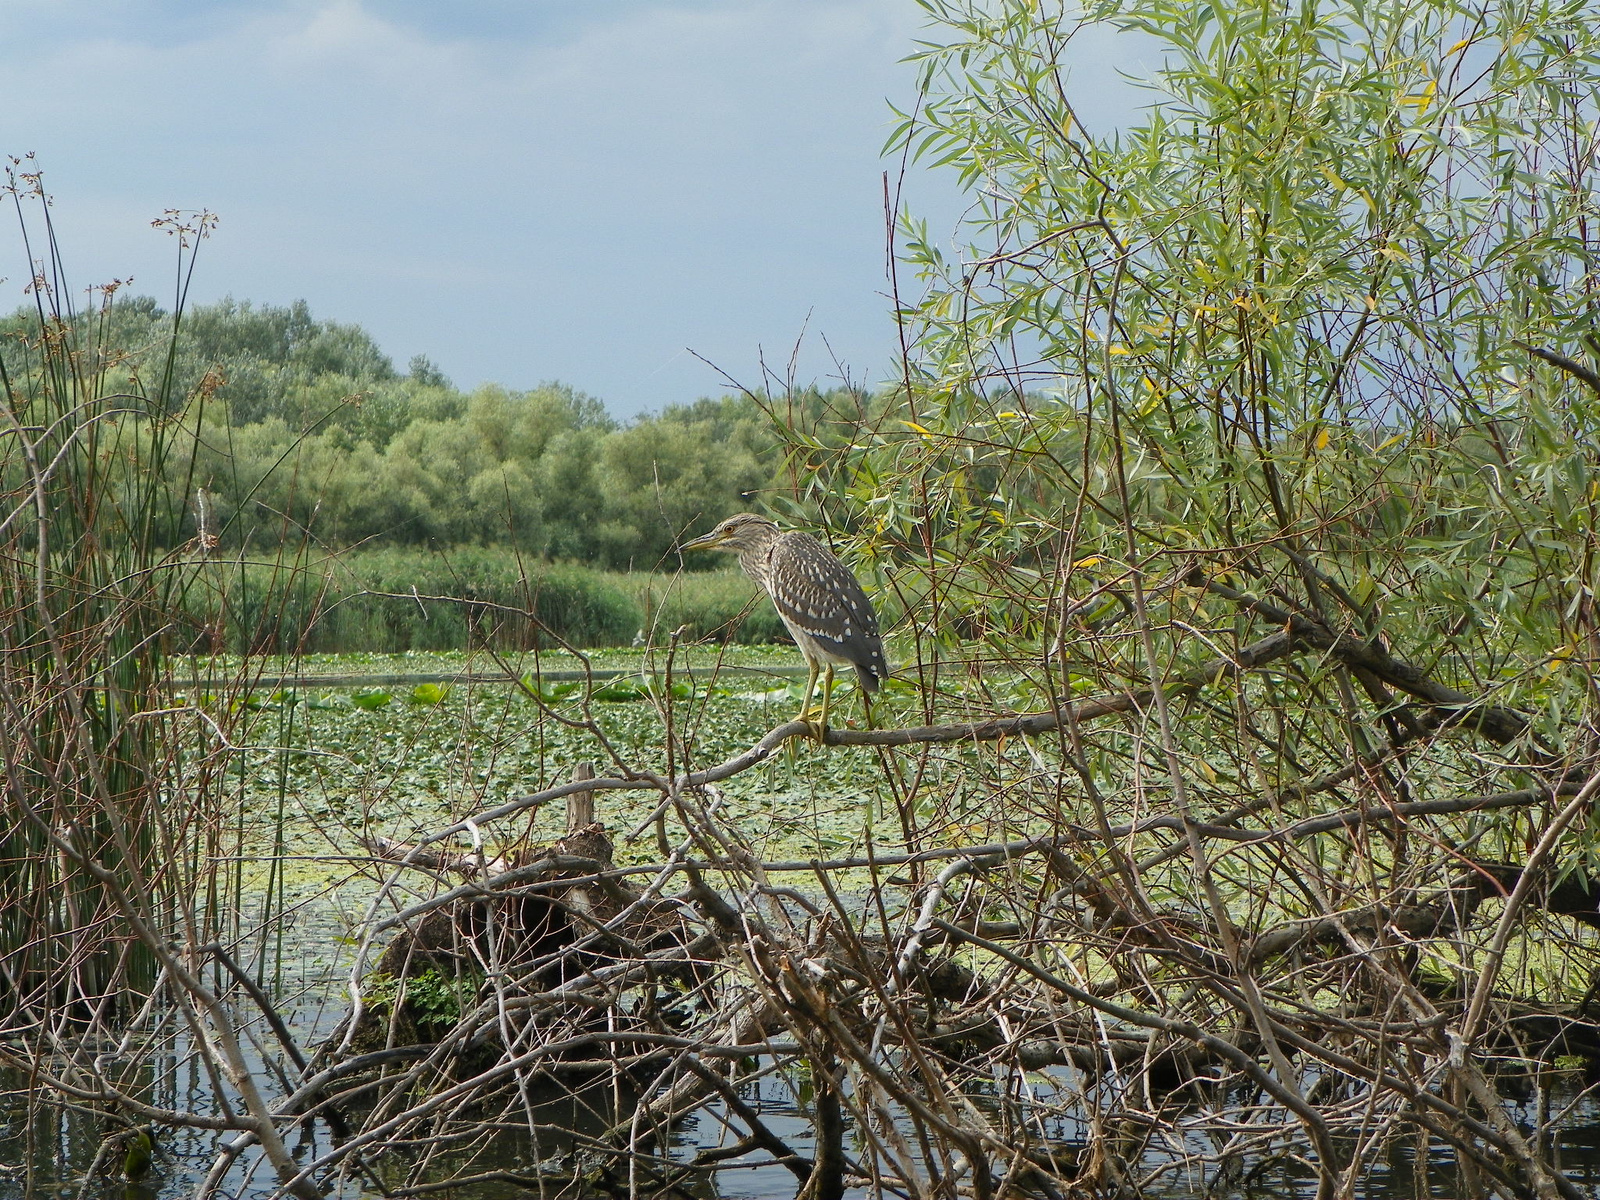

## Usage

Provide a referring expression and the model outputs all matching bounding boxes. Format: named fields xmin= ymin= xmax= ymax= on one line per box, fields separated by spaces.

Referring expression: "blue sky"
xmin=0 ymin=1 xmax=1148 ymax=417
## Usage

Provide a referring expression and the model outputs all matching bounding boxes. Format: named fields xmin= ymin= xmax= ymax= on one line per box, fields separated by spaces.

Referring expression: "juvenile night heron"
xmin=680 ymin=513 xmax=888 ymax=737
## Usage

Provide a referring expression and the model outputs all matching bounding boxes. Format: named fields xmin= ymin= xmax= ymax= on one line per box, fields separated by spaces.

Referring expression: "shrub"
xmin=642 ymin=571 xmax=787 ymax=645
xmin=175 ymin=547 xmax=827 ymax=653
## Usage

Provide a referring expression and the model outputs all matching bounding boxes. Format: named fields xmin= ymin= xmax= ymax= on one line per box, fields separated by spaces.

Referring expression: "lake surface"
xmin=8 ymin=992 xmax=1600 ymax=1199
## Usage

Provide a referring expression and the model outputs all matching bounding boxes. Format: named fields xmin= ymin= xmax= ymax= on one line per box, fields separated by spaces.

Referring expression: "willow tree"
xmin=865 ymin=10 xmax=1600 ymax=866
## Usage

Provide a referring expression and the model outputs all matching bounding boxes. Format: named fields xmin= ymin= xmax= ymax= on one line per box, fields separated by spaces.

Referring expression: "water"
xmin=7 ymin=915 xmax=1600 ymax=1199
xmin=9 ymin=1040 xmax=1600 ymax=1199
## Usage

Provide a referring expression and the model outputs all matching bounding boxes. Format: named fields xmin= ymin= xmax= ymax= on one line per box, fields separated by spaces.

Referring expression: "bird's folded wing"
xmin=768 ymin=534 xmax=887 ymax=679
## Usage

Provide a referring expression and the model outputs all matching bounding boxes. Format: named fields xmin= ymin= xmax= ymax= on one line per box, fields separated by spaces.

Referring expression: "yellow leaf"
xmin=903 ymin=420 xmax=931 ymax=435
xmin=1447 ymin=37 xmax=1470 ymax=54
xmin=1314 ymin=427 xmax=1330 ymax=451
xmin=1073 ymin=556 xmax=1101 ymax=569
xmin=1108 ymin=345 xmax=1132 ymax=356
xmin=1377 ymin=433 xmax=1403 ymax=451
xmin=1401 ymin=80 xmax=1437 ymax=113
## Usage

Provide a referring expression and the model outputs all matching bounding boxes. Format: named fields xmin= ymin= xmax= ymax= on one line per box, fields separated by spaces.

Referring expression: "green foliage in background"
xmin=178 ymin=547 xmax=790 ymax=653
xmin=0 ymin=290 xmax=909 ymax=654
xmin=0 ymin=297 xmax=876 ymax=573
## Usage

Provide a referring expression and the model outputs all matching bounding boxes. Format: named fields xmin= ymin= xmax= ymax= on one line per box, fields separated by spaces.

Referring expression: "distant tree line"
xmin=0 ymin=296 xmax=871 ymax=570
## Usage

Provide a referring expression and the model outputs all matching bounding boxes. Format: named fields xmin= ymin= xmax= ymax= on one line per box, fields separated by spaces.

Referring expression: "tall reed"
xmin=0 ymin=164 xmax=223 ymax=1024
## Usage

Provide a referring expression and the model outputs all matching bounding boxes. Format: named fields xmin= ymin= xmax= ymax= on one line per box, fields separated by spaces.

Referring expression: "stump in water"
xmin=332 ymin=764 xmax=707 ymax=1063
xmin=370 ymin=823 xmax=616 ymax=986
xmin=336 ymin=820 xmax=703 ymax=1059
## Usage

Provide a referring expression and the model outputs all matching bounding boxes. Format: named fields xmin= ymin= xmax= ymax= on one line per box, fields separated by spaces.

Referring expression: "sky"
xmin=0 ymin=1 xmax=1151 ymax=418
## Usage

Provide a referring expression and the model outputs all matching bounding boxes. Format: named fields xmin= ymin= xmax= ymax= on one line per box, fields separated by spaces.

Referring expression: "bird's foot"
xmin=798 ymin=706 xmax=829 ymax=743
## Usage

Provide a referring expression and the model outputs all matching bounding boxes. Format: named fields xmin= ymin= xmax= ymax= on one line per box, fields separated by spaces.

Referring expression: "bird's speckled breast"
xmin=738 ymin=543 xmax=774 ymax=591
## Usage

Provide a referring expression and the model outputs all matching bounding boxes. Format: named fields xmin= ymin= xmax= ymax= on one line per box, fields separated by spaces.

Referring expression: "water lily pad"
xmin=593 ymin=676 xmax=651 ymax=702
xmin=528 ymin=677 xmax=582 ymax=703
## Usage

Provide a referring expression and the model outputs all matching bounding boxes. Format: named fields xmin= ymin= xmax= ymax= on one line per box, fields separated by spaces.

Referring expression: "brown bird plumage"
xmin=680 ymin=513 xmax=887 ymax=735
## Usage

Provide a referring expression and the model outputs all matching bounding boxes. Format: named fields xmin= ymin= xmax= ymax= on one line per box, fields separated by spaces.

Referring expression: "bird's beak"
xmin=679 ymin=530 xmax=724 ymax=553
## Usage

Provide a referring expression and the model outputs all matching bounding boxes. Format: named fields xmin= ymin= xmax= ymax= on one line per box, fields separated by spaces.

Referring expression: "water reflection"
xmin=8 ymin=1048 xmax=1600 ymax=1199
xmin=7 ymin=965 xmax=1600 ymax=1200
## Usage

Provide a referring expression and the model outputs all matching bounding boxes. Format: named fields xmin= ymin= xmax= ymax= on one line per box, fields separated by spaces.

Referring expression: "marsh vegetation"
xmin=10 ymin=0 xmax=1600 ymax=1197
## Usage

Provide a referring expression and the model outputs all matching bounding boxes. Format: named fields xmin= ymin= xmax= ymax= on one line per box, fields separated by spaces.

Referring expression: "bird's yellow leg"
xmin=794 ymin=659 xmax=820 ymax=725
xmin=810 ymin=664 xmax=835 ymax=743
